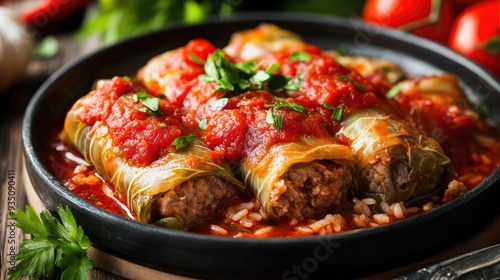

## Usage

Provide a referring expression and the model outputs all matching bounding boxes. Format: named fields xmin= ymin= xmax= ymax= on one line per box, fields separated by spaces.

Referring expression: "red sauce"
xmin=75 ymin=77 xmax=190 ymax=166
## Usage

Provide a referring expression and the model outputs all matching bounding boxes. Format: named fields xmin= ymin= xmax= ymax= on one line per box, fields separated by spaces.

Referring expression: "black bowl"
xmin=22 ymin=13 xmax=500 ymax=279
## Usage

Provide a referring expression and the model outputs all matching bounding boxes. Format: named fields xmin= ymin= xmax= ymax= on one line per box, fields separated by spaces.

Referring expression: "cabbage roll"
xmin=62 ymin=77 xmax=244 ymax=230
xmin=338 ymin=109 xmax=453 ymax=202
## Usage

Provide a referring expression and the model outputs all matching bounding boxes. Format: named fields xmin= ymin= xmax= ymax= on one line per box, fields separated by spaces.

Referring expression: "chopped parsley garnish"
xmin=129 ymin=92 xmax=164 ymax=116
xmin=322 ymin=101 xmax=334 ymax=110
xmin=386 ymin=84 xmax=402 ymax=99
xmin=188 ymin=52 xmax=205 ymax=64
xmin=198 ymin=118 xmax=208 ymax=130
xmin=172 ymin=134 xmax=196 ymax=149
xmin=332 ymin=107 xmax=343 ymax=121
xmin=265 ymin=97 xmax=307 ymax=113
xmin=212 ymin=97 xmax=228 ymax=111
xmin=285 ymin=69 xmax=305 ymax=92
xmin=337 ymin=75 xmax=366 ymax=92
xmin=289 ymin=51 xmax=311 ymax=62
xmin=159 ymin=122 xmax=167 ymax=128
xmin=264 ymin=98 xmax=307 ymax=129
xmin=198 ymin=49 xmax=289 ymax=94
xmin=266 ymin=108 xmax=283 ymax=129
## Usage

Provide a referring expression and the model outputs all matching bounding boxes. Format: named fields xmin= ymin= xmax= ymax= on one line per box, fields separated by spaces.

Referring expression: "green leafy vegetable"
xmin=199 ymin=49 xmax=288 ymax=94
xmin=265 ymin=97 xmax=307 ymax=113
xmin=332 ymin=107 xmax=343 ymax=121
xmin=198 ymin=118 xmax=208 ymax=130
xmin=337 ymin=75 xmax=366 ymax=92
xmin=77 ymin=0 xmax=237 ymax=45
xmin=188 ymin=52 xmax=205 ymax=64
xmin=285 ymin=69 xmax=305 ymax=92
xmin=266 ymin=108 xmax=283 ymax=129
xmin=8 ymin=205 xmax=94 ymax=280
xmin=322 ymin=102 xmax=343 ymax=121
xmin=212 ymin=97 xmax=229 ymax=111
xmin=386 ymin=84 xmax=403 ymax=99
xmin=172 ymin=134 xmax=196 ymax=149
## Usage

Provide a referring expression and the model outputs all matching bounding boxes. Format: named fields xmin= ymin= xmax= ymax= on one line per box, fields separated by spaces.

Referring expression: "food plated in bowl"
xmin=23 ymin=13 xmax=500 ymax=278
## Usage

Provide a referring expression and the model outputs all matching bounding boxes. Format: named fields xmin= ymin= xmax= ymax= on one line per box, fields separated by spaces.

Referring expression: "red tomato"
xmin=362 ymin=0 xmax=455 ymax=43
xmin=448 ymin=0 xmax=500 ymax=76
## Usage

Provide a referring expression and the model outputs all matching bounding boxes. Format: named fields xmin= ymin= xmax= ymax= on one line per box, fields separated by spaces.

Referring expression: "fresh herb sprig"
xmin=337 ymin=75 xmax=366 ymax=92
xmin=322 ymin=102 xmax=343 ymax=121
xmin=128 ymin=92 xmax=164 ymax=116
xmin=172 ymin=134 xmax=196 ymax=149
xmin=8 ymin=205 xmax=94 ymax=280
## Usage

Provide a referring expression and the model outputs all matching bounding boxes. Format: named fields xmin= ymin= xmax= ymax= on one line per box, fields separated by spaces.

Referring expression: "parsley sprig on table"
xmin=8 ymin=205 xmax=94 ymax=280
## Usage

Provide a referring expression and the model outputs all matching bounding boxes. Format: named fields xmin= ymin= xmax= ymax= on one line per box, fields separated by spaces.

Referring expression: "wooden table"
xmin=1 ymin=9 xmax=500 ymax=280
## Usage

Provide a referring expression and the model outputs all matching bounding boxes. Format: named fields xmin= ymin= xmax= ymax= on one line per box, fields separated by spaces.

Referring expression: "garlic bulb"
xmin=0 ymin=7 xmax=33 ymax=91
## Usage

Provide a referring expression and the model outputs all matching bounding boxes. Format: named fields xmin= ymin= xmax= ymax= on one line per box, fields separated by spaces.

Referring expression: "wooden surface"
xmin=1 ymin=8 xmax=500 ymax=280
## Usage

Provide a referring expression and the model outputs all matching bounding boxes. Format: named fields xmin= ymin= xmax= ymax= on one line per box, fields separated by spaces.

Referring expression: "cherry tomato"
xmin=448 ymin=0 xmax=500 ymax=76
xmin=362 ymin=0 xmax=455 ymax=43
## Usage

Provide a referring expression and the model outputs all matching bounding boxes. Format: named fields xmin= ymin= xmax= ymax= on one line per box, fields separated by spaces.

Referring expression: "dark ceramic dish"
xmin=22 ymin=13 xmax=500 ymax=279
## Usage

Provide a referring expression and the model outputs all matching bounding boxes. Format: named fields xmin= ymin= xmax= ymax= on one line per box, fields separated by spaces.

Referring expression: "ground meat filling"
xmin=361 ymin=158 xmax=411 ymax=194
xmin=151 ymin=175 xmax=238 ymax=229
xmin=271 ymin=160 xmax=354 ymax=219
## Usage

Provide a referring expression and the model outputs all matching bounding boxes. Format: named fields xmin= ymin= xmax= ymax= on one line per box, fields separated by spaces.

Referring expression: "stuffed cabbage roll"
xmin=61 ymin=77 xmax=244 ymax=230
xmin=338 ymin=109 xmax=453 ymax=202
xmin=241 ymin=136 xmax=355 ymax=219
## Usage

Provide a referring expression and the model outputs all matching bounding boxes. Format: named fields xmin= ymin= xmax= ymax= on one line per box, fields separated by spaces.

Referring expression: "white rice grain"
xmin=236 ymin=201 xmax=255 ymax=211
xmin=373 ymin=213 xmax=391 ymax=224
xmin=231 ymin=209 xmax=249 ymax=221
xmin=295 ymin=226 xmax=313 ymax=235
xmin=248 ymin=212 xmax=263 ymax=221
xmin=239 ymin=217 xmax=253 ymax=228
xmin=423 ymin=202 xmax=434 ymax=212
xmin=254 ymin=226 xmax=273 ymax=236
xmin=353 ymin=198 xmax=371 ymax=216
xmin=210 ymin=224 xmax=228 ymax=235
xmin=380 ymin=201 xmax=391 ymax=215
xmin=361 ymin=198 xmax=376 ymax=205
xmin=391 ymin=202 xmax=405 ymax=219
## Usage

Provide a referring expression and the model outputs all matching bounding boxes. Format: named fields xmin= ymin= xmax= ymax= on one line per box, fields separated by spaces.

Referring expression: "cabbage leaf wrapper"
xmin=339 ymin=109 xmax=454 ymax=203
xmin=241 ymin=136 xmax=355 ymax=220
xmin=62 ymin=92 xmax=244 ymax=230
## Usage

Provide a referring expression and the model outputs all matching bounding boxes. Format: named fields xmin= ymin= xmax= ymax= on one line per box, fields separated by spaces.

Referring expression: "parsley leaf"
xmin=266 ymin=108 xmax=283 ymax=129
xmin=322 ymin=101 xmax=343 ymax=121
xmin=199 ymin=49 xmax=288 ymax=94
xmin=129 ymin=92 xmax=164 ymax=116
xmin=285 ymin=69 xmax=305 ymax=92
xmin=198 ymin=118 xmax=208 ymax=130
xmin=337 ymin=75 xmax=366 ymax=92
xmin=265 ymin=97 xmax=307 ymax=113
xmin=172 ymin=134 xmax=196 ymax=149
xmin=8 ymin=205 xmax=94 ymax=280
xmin=188 ymin=52 xmax=205 ymax=64
xmin=212 ymin=97 xmax=228 ymax=111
